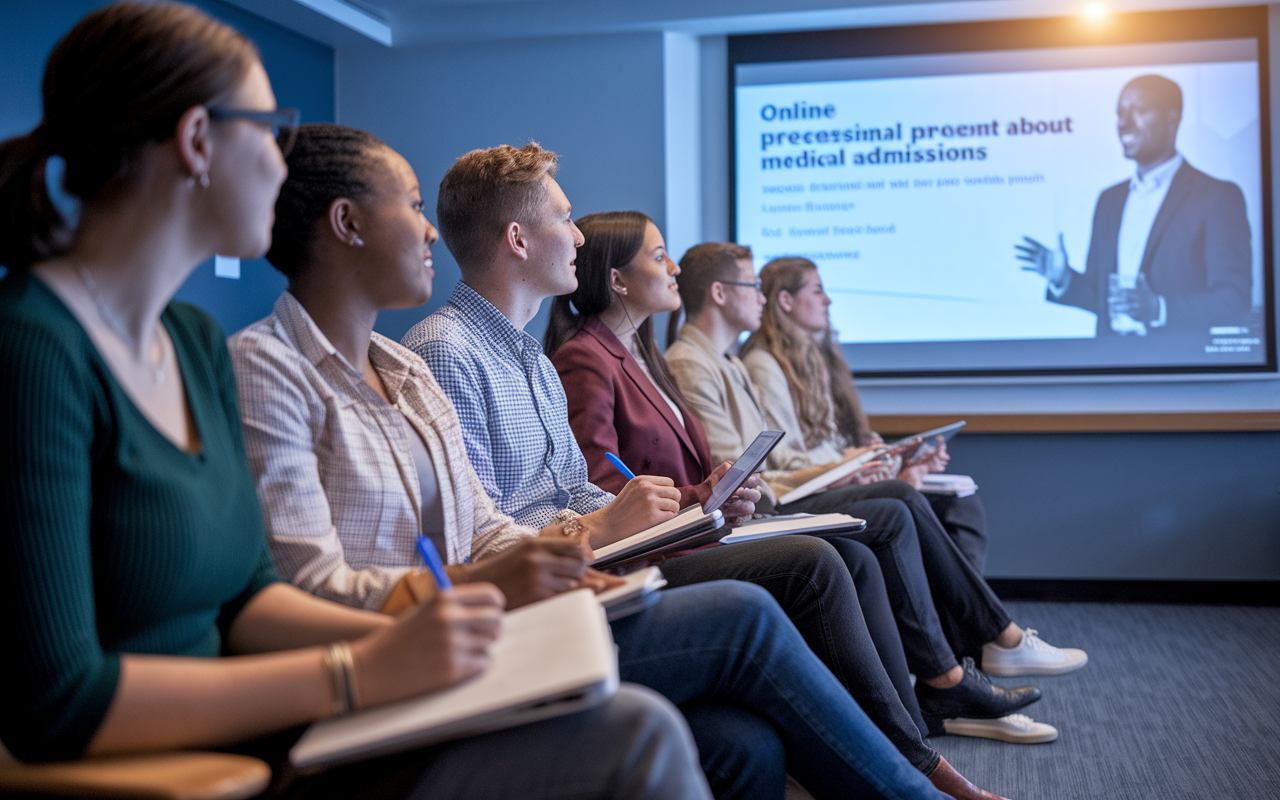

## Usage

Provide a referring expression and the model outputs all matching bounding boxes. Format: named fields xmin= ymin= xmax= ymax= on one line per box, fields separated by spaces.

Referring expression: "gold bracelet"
xmin=324 ymin=641 xmax=357 ymax=715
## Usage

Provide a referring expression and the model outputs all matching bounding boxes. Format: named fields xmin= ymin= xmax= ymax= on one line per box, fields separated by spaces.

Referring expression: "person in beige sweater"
xmin=740 ymin=256 xmax=989 ymax=571
xmin=668 ymin=243 xmax=1089 ymax=744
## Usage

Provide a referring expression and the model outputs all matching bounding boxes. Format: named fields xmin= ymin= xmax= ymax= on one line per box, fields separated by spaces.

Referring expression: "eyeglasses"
xmin=718 ymin=279 xmax=763 ymax=291
xmin=207 ymin=107 xmax=301 ymax=157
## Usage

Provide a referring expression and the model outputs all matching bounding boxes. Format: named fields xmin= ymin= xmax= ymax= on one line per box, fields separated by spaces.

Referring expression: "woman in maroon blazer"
xmin=545 ymin=212 xmax=717 ymax=504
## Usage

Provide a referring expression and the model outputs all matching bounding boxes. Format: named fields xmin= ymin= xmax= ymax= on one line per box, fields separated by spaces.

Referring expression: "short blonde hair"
xmin=436 ymin=142 xmax=559 ymax=273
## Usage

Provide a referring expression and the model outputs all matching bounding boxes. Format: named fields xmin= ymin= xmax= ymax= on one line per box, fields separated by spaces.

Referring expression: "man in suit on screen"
xmin=1017 ymin=74 xmax=1252 ymax=336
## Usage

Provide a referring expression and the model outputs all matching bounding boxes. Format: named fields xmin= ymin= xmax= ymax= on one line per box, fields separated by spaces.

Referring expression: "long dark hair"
xmin=545 ymin=211 xmax=690 ymax=413
xmin=267 ymin=123 xmax=387 ymax=279
xmin=0 ymin=2 xmax=257 ymax=270
xmin=742 ymin=257 xmax=873 ymax=448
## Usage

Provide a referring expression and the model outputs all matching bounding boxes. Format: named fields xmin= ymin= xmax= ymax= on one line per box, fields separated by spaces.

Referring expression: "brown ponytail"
xmin=0 ymin=2 xmax=258 ymax=269
xmin=0 ymin=128 xmax=69 ymax=268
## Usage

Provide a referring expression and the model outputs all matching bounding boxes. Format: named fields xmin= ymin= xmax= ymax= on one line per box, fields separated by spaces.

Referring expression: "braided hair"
xmin=266 ymin=122 xmax=387 ymax=279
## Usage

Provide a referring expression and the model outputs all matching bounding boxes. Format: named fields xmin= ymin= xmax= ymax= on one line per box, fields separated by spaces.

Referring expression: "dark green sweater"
xmin=0 ymin=273 xmax=279 ymax=761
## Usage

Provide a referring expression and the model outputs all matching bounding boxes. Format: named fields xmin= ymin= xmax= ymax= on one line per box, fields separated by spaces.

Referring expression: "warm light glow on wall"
xmin=1082 ymin=3 xmax=1109 ymax=24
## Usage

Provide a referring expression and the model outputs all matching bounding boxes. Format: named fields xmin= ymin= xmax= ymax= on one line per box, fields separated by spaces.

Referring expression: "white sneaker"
xmin=943 ymin=713 xmax=1059 ymax=744
xmin=982 ymin=628 xmax=1088 ymax=676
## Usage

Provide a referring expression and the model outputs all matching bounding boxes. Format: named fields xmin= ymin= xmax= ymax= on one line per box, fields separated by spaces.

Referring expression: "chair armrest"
xmin=0 ymin=751 xmax=271 ymax=800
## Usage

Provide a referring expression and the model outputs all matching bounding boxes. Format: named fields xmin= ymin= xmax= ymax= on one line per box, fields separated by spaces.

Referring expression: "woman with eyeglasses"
xmin=0 ymin=4 xmax=710 ymax=797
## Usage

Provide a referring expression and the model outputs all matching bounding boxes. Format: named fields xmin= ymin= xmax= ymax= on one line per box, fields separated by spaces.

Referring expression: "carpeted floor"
xmin=928 ymin=601 xmax=1280 ymax=800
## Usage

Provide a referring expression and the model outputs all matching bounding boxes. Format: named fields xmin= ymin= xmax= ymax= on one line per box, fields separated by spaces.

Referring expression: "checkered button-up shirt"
xmin=230 ymin=292 xmax=534 ymax=611
xmin=402 ymin=282 xmax=614 ymax=529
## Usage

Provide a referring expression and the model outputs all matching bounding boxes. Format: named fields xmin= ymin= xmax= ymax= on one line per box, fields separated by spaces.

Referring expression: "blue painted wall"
xmin=336 ymin=32 xmax=667 ymax=345
xmin=945 ymin=431 xmax=1280 ymax=580
xmin=0 ymin=0 xmax=335 ymax=336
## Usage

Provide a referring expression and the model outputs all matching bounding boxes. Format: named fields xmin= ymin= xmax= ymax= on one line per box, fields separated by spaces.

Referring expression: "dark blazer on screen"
xmin=550 ymin=316 xmax=714 ymax=503
xmin=1050 ymin=160 xmax=1252 ymax=335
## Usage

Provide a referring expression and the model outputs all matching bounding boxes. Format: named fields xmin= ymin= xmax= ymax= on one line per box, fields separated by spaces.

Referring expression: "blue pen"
xmin=605 ymin=452 xmax=636 ymax=480
xmin=416 ymin=534 xmax=453 ymax=590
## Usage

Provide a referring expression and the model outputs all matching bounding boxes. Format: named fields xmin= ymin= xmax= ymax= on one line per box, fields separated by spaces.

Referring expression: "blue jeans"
xmin=611 ymin=581 xmax=949 ymax=800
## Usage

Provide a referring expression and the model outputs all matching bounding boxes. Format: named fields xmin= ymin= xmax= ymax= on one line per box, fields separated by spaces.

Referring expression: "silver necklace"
xmin=75 ymin=263 xmax=166 ymax=383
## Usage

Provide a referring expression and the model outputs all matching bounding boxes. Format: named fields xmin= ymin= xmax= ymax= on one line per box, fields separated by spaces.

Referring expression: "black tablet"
xmin=701 ymin=430 xmax=785 ymax=514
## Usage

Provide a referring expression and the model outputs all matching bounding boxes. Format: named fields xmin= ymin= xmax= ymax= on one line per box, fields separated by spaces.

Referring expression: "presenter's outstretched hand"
xmin=582 ymin=475 xmax=682 ymax=547
xmin=1016 ymin=233 xmax=1070 ymax=286
xmin=351 ymin=583 xmax=505 ymax=709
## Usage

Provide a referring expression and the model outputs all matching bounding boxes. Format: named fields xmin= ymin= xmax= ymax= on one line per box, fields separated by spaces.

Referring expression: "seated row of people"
xmin=538 ymin=210 xmax=1085 ymax=726
xmin=227 ymin=123 xmax=960 ymax=797
xmin=1 ymin=4 xmax=1085 ymax=798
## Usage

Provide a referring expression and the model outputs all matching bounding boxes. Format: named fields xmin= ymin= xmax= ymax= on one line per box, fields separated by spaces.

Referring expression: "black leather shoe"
xmin=916 ymin=657 xmax=1041 ymax=728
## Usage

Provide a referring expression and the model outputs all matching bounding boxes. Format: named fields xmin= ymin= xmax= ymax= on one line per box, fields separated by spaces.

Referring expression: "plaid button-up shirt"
xmin=230 ymin=292 xmax=534 ymax=611
xmin=403 ymin=283 xmax=614 ymax=529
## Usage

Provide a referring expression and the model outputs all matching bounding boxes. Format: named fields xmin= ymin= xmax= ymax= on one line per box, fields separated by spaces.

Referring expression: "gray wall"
xmin=337 ymin=24 xmax=1280 ymax=582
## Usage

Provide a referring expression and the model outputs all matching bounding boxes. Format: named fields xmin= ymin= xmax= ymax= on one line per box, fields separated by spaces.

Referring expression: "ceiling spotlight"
xmin=1082 ymin=3 xmax=1109 ymax=23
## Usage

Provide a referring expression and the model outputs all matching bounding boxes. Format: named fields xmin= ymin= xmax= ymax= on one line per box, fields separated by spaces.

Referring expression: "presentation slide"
xmin=734 ymin=37 xmax=1270 ymax=376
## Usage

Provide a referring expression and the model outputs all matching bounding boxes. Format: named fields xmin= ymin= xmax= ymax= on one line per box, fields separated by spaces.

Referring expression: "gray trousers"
xmin=247 ymin=684 xmax=711 ymax=800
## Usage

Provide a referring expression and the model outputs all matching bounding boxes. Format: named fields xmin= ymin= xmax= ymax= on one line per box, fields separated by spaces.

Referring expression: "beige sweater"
xmin=666 ymin=324 xmax=843 ymax=500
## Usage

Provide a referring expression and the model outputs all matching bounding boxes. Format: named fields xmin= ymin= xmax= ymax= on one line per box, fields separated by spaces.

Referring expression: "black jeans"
xmin=927 ymin=492 xmax=989 ymax=575
xmin=781 ymin=480 xmax=1011 ymax=676
xmin=658 ymin=536 xmax=937 ymax=774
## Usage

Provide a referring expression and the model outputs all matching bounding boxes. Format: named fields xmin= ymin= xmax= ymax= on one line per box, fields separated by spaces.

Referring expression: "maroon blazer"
xmin=551 ymin=316 xmax=715 ymax=504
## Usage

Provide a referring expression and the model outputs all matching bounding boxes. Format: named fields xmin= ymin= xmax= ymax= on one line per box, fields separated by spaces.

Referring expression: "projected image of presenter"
xmin=1016 ymin=74 xmax=1252 ymax=336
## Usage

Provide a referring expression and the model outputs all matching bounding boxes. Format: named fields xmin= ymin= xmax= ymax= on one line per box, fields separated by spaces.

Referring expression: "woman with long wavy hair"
xmin=742 ymin=257 xmax=986 ymax=570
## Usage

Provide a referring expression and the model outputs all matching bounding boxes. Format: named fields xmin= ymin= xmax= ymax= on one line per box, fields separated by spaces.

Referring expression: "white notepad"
xmin=777 ymin=450 xmax=884 ymax=505
xmin=594 ymin=566 xmax=668 ymax=607
xmin=778 ymin=421 xmax=968 ymax=505
xmin=719 ymin=513 xmax=866 ymax=544
xmin=589 ymin=506 xmax=723 ymax=567
xmin=920 ymin=474 xmax=979 ymax=497
xmin=289 ymin=589 xmax=618 ymax=771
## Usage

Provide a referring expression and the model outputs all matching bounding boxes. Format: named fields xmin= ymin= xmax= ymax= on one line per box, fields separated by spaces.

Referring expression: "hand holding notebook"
xmin=590 ymin=432 xmax=785 ymax=569
xmin=291 ymin=589 xmax=618 ymax=770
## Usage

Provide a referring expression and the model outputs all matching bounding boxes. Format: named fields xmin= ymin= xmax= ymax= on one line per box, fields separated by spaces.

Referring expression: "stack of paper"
xmin=595 ymin=567 xmax=668 ymax=621
xmin=590 ymin=506 xmax=724 ymax=568
xmin=919 ymin=474 xmax=978 ymax=497
xmin=719 ymin=513 xmax=866 ymax=544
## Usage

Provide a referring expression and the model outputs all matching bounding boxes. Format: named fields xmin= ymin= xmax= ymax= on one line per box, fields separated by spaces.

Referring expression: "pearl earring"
xmin=198 ymin=172 xmax=210 ymax=189
xmin=351 ymin=237 xmax=365 ymax=247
